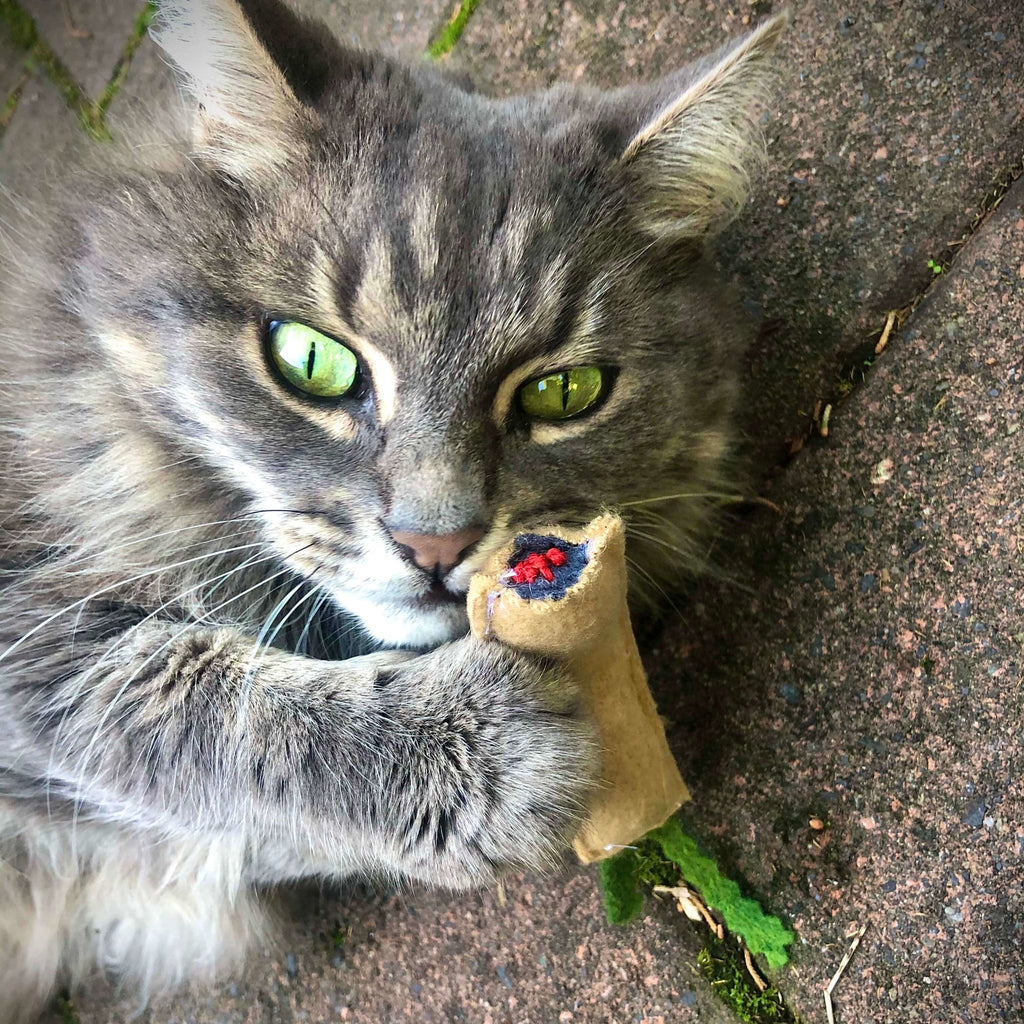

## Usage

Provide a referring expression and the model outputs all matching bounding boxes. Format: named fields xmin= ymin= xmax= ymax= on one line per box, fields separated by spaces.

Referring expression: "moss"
xmin=0 ymin=0 xmax=109 ymax=138
xmin=425 ymin=0 xmax=483 ymax=60
xmin=600 ymin=820 xmax=800 ymax=1019
xmin=650 ymin=818 xmax=795 ymax=970
xmin=0 ymin=0 xmax=155 ymax=141
xmin=634 ymin=835 xmax=686 ymax=888
xmin=598 ymin=847 xmax=645 ymax=923
xmin=95 ymin=1 xmax=157 ymax=119
xmin=54 ymin=992 xmax=81 ymax=1024
xmin=0 ymin=0 xmax=33 ymax=49
xmin=698 ymin=940 xmax=803 ymax=1024
xmin=0 ymin=71 xmax=27 ymax=139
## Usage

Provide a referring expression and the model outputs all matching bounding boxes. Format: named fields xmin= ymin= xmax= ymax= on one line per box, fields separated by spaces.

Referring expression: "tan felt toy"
xmin=467 ymin=514 xmax=689 ymax=864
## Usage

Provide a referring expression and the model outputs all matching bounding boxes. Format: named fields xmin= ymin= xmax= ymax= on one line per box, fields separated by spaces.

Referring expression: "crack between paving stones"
xmin=781 ymin=149 xmax=1024 ymax=467
xmin=0 ymin=69 xmax=28 ymax=142
xmin=95 ymin=1 xmax=156 ymax=120
xmin=685 ymin=148 xmax=1024 ymax=1022
xmin=0 ymin=0 xmax=155 ymax=141
xmin=0 ymin=0 xmax=105 ymax=137
xmin=425 ymin=0 xmax=483 ymax=60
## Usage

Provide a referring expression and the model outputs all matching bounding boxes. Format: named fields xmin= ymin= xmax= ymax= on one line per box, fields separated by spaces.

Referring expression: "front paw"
xmin=381 ymin=636 xmax=599 ymax=888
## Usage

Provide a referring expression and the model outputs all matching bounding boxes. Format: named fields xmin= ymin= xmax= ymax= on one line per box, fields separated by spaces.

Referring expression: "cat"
xmin=0 ymin=0 xmax=783 ymax=1017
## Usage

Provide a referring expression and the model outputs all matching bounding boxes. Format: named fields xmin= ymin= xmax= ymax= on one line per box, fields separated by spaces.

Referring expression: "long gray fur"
xmin=0 ymin=0 xmax=783 ymax=1017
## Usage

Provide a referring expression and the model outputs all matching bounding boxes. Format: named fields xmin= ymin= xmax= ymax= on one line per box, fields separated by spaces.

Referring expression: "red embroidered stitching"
xmin=508 ymin=547 xmax=568 ymax=584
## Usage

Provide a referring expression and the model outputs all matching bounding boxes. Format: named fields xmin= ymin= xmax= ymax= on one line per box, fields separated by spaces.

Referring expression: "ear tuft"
xmin=152 ymin=0 xmax=311 ymax=182
xmin=618 ymin=14 xmax=786 ymax=239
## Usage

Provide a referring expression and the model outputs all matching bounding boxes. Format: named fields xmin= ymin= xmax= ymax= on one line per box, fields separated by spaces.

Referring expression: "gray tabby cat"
xmin=0 ymin=0 xmax=782 ymax=1017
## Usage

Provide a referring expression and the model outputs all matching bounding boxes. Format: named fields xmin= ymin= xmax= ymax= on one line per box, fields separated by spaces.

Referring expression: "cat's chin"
xmin=330 ymin=587 xmax=470 ymax=649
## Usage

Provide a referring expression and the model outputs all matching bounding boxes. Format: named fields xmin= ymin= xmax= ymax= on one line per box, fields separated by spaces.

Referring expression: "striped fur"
xmin=0 ymin=0 xmax=782 ymax=1016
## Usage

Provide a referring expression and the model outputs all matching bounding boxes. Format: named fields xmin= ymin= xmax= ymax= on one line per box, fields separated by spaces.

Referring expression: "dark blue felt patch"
xmin=505 ymin=533 xmax=589 ymax=601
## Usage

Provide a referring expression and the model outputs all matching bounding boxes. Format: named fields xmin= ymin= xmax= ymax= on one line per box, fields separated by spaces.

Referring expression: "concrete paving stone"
xmin=456 ymin=0 xmax=1024 ymax=469
xmin=0 ymin=68 xmax=81 ymax=196
xmin=1 ymin=30 xmax=28 ymax=98
xmin=294 ymin=0 xmax=456 ymax=58
xmin=59 ymin=874 xmax=732 ymax=1023
xmin=650 ymin=177 xmax=1024 ymax=1022
xmin=19 ymin=0 xmax=151 ymax=100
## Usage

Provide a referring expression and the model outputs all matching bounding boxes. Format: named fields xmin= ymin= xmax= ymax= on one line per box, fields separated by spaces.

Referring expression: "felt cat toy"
xmin=468 ymin=518 xmax=796 ymax=972
xmin=468 ymin=514 xmax=689 ymax=862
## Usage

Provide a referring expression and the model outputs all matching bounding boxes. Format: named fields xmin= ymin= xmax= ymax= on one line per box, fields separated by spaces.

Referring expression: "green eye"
xmin=267 ymin=320 xmax=358 ymax=398
xmin=517 ymin=366 xmax=607 ymax=421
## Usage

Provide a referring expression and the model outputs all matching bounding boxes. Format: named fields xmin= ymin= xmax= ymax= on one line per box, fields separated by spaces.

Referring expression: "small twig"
xmin=61 ymin=0 xmax=92 ymax=39
xmin=696 ymin=896 xmax=725 ymax=939
xmin=744 ymin=946 xmax=768 ymax=992
xmin=874 ymin=309 xmax=897 ymax=356
xmin=824 ymin=922 xmax=868 ymax=1024
xmin=495 ymin=880 xmax=507 ymax=907
xmin=653 ymin=884 xmax=702 ymax=922
xmin=653 ymin=883 xmax=722 ymax=937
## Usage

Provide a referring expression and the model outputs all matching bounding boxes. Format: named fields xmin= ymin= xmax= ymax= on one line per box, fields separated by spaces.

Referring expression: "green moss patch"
xmin=601 ymin=818 xmax=795 ymax=969
xmin=96 ymin=1 xmax=156 ymax=120
xmin=600 ymin=817 xmax=801 ymax=1022
xmin=0 ymin=71 xmax=27 ymax=140
xmin=698 ymin=939 xmax=799 ymax=1024
xmin=425 ymin=0 xmax=482 ymax=60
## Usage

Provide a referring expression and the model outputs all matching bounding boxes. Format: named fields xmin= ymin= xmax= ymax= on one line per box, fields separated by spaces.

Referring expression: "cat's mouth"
xmin=416 ymin=582 xmax=466 ymax=608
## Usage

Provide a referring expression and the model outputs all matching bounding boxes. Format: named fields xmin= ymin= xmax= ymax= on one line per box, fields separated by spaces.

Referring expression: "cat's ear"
xmin=610 ymin=14 xmax=786 ymax=240
xmin=152 ymin=0 xmax=318 ymax=183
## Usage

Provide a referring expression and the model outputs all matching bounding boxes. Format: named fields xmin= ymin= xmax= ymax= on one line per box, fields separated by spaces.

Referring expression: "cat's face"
xmin=67 ymin=0 xmax=781 ymax=647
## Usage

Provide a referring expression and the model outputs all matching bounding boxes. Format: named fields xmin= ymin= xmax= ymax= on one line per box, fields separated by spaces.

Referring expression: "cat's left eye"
xmin=266 ymin=320 xmax=358 ymax=398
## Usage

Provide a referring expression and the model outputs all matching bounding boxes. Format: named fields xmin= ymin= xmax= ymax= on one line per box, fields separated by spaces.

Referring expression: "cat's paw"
xmin=379 ymin=635 xmax=599 ymax=888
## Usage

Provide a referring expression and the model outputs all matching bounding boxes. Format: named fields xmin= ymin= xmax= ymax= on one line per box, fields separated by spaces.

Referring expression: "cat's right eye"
xmin=266 ymin=320 xmax=359 ymax=398
xmin=517 ymin=366 xmax=608 ymax=421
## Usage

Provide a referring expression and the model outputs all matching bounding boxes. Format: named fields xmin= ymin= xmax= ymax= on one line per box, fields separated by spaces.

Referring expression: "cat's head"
xmin=66 ymin=0 xmax=782 ymax=647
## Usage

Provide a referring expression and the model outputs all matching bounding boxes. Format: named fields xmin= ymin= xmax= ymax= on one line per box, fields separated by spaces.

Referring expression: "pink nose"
xmin=389 ymin=526 xmax=486 ymax=574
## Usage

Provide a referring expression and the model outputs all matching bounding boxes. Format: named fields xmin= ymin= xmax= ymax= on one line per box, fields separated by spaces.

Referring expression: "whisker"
xmin=39 ymin=545 xmax=295 ymax=791
xmin=625 ymin=526 xmax=694 ymax=561
xmin=294 ymin=589 xmax=331 ymax=657
xmin=625 ymin=555 xmax=681 ymax=616
xmin=617 ymin=490 xmax=747 ymax=509
xmin=0 ymin=541 xmax=269 ymax=666
xmin=6 ymin=508 xmax=339 ymax=577
xmin=243 ymin=568 xmax=324 ymax=688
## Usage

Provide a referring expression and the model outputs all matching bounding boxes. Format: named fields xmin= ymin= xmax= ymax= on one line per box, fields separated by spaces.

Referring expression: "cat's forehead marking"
xmin=310 ymin=248 xmax=398 ymax=425
xmin=488 ymin=199 xmax=555 ymax=286
xmin=530 ymin=256 xmax=570 ymax=339
xmin=407 ymin=190 xmax=440 ymax=284
xmin=351 ymin=233 xmax=398 ymax=339
xmin=490 ymin=272 xmax=605 ymax=428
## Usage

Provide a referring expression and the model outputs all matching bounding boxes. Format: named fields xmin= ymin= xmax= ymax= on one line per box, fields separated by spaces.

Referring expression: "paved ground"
xmin=3 ymin=1 xmax=1022 ymax=1022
